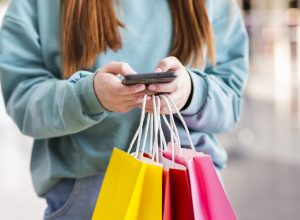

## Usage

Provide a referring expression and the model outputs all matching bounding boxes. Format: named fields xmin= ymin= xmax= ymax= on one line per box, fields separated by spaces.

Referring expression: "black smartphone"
xmin=122 ymin=72 xmax=177 ymax=85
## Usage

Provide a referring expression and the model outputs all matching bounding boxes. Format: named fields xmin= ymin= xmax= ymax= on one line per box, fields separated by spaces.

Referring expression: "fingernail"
xmin=154 ymin=68 xmax=162 ymax=73
xmin=149 ymin=85 xmax=156 ymax=90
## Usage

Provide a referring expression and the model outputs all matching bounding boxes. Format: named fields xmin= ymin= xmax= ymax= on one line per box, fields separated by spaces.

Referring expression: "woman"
xmin=0 ymin=0 xmax=248 ymax=219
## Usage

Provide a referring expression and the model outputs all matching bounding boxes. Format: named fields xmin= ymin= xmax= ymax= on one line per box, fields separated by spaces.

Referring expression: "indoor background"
xmin=0 ymin=0 xmax=299 ymax=219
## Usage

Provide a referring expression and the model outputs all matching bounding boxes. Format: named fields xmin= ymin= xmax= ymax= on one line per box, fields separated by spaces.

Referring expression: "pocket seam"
xmin=44 ymin=179 xmax=82 ymax=220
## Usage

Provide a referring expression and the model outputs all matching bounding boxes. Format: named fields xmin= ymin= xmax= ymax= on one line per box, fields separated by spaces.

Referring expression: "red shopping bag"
xmin=161 ymin=154 xmax=194 ymax=220
xmin=169 ymin=168 xmax=194 ymax=220
xmin=163 ymin=170 xmax=172 ymax=220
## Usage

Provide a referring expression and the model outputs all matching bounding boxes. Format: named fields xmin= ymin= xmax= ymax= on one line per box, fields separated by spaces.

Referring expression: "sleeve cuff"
xmin=180 ymin=69 xmax=208 ymax=115
xmin=74 ymin=73 xmax=110 ymax=115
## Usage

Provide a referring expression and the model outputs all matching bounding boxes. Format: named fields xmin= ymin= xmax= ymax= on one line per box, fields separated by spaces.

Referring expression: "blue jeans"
xmin=44 ymin=174 xmax=105 ymax=220
xmin=44 ymin=170 xmax=223 ymax=219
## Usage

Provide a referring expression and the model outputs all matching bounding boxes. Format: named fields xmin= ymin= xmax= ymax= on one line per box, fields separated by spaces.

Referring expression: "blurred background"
xmin=0 ymin=0 xmax=300 ymax=219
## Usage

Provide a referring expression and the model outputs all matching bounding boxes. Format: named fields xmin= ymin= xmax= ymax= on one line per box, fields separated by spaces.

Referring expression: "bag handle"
xmin=127 ymin=95 xmax=147 ymax=157
xmin=152 ymin=95 xmax=160 ymax=162
xmin=127 ymin=95 xmax=161 ymax=163
xmin=150 ymin=95 xmax=181 ymax=162
xmin=162 ymin=94 xmax=196 ymax=152
xmin=161 ymin=114 xmax=180 ymax=148
xmin=141 ymin=113 xmax=151 ymax=155
xmin=127 ymin=94 xmax=196 ymax=159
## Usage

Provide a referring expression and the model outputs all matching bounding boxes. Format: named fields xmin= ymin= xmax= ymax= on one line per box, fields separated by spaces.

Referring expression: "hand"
xmin=137 ymin=56 xmax=192 ymax=114
xmin=94 ymin=62 xmax=152 ymax=112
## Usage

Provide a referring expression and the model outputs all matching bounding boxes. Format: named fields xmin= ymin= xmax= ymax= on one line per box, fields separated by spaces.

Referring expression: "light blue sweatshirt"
xmin=0 ymin=0 xmax=248 ymax=196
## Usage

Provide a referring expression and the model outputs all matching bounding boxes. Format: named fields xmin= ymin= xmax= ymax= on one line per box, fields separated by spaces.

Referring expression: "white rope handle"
xmin=160 ymin=95 xmax=179 ymax=161
xmin=151 ymin=95 xmax=161 ymax=162
xmin=152 ymin=96 xmax=169 ymax=161
xmin=141 ymin=113 xmax=151 ymax=154
xmin=161 ymin=115 xmax=180 ymax=148
xmin=149 ymin=113 xmax=153 ymax=155
xmin=150 ymin=95 xmax=157 ymax=156
xmin=161 ymin=96 xmax=182 ymax=150
xmin=127 ymin=95 xmax=147 ymax=157
xmin=165 ymin=94 xmax=196 ymax=151
xmin=158 ymin=111 xmax=167 ymax=151
xmin=155 ymin=96 xmax=161 ymax=162
xmin=126 ymin=94 xmax=195 ymax=162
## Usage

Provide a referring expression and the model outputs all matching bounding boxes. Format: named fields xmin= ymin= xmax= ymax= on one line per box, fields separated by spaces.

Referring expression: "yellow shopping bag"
xmin=92 ymin=148 xmax=163 ymax=220
xmin=137 ymin=160 xmax=163 ymax=220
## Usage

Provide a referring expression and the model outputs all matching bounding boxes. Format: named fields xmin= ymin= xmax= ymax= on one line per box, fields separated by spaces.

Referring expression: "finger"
xmin=154 ymin=56 xmax=182 ymax=72
xmin=136 ymin=88 xmax=157 ymax=96
xmin=138 ymin=104 xmax=154 ymax=113
xmin=116 ymin=84 xmax=146 ymax=95
xmin=139 ymin=103 xmax=175 ymax=114
xmin=100 ymin=62 xmax=137 ymax=76
xmin=137 ymin=99 xmax=166 ymax=113
xmin=135 ymin=95 xmax=152 ymax=103
xmin=120 ymin=89 xmax=156 ymax=103
xmin=148 ymin=80 xmax=179 ymax=93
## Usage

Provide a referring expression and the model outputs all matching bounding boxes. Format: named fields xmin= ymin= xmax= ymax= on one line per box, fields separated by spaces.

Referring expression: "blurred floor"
xmin=220 ymin=98 xmax=300 ymax=220
xmin=220 ymin=4 xmax=300 ymax=219
xmin=223 ymin=154 xmax=300 ymax=220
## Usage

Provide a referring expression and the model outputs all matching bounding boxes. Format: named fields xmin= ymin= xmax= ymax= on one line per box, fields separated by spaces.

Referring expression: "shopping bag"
xmin=163 ymin=170 xmax=172 ymax=220
xmin=93 ymin=95 xmax=163 ymax=220
xmin=160 ymin=150 xmax=194 ymax=220
xmin=164 ymin=148 xmax=237 ymax=220
xmin=168 ymin=168 xmax=195 ymax=220
xmin=161 ymin=95 xmax=237 ymax=220
xmin=92 ymin=148 xmax=147 ymax=220
xmin=137 ymin=159 xmax=163 ymax=220
xmin=92 ymin=148 xmax=163 ymax=220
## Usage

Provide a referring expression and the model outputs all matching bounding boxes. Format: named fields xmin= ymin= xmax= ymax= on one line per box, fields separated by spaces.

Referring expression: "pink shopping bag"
xmin=164 ymin=147 xmax=237 ymax=220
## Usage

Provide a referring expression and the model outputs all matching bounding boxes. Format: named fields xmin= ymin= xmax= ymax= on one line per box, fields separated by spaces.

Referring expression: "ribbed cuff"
xmin=180 ymin=69 xmax=208 ymax=115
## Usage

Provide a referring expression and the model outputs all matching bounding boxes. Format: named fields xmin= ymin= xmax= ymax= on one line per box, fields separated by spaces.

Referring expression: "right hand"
xmin=94 ymin=62 xmax=151 ymax=112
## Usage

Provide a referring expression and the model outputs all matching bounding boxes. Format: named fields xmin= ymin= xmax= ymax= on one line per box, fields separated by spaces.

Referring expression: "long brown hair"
xmin=61 ymin=0 xmax=215 ymax=78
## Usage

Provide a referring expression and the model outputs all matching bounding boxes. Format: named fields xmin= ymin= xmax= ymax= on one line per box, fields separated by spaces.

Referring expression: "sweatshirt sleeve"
xmin=180 ymin=1 xmax=249 ymax=133
xmin=0 ymin=11 xmax=109 ymax=139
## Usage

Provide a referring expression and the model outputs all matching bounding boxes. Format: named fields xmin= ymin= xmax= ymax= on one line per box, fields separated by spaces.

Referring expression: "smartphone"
xmin=122 ymin=72 xmax=177 ymax=85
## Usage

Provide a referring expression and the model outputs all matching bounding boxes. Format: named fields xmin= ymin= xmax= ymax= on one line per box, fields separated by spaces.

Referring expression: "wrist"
xmin=93 ymin=72 xmax=112 ymax=112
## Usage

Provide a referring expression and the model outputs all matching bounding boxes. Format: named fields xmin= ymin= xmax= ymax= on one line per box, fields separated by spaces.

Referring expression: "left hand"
xmin=137 ymin=56 xmax=192 ymax=114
